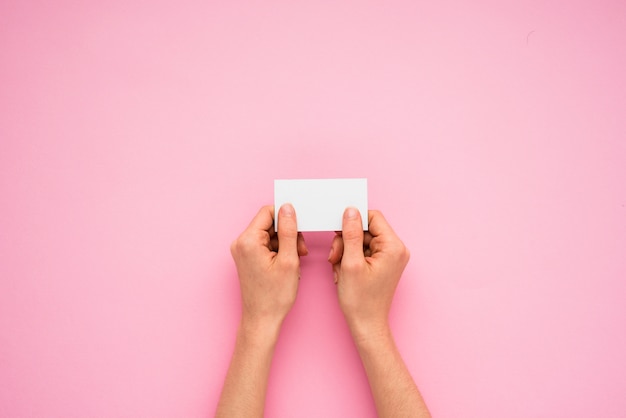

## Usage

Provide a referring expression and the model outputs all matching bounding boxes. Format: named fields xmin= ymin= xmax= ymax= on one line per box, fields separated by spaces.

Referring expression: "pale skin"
xmin=216 ymin=204 xmax=430 ymax=418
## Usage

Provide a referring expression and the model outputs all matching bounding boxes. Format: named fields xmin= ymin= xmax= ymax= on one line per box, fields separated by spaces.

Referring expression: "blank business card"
xmin=274 ymin=178 xmax=368 ymax=232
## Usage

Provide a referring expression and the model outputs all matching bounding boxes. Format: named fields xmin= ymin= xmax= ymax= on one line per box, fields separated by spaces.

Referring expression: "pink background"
xmin=1 ymin=1 xmax=625 ymax=417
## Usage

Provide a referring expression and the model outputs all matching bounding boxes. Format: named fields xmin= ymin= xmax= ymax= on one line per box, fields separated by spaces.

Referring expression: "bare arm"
xmin=216 ymin=321 xmax=281 ymax=418
xmin=216 ymin=204 xmax=307 ymax=417
xmin=329 ymin=208 xmax=431 ymax=418
xmin=352 ymin=327 xmax=430 ymax=417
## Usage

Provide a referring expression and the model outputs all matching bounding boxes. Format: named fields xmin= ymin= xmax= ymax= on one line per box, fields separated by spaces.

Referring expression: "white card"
xmin=274 ymin=178 xmax=368 ymax=232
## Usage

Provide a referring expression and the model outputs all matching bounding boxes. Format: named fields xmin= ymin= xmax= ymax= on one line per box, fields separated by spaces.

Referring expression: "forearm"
xmin=215 ymin=320 xmax=281 ymax=418
xmin=353 ymin=326 xmax=431 ymax=418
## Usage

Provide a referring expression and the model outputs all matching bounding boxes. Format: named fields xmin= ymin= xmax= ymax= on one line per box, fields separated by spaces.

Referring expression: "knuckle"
xmin=401 ymin=245 xmax=411 ymax=263
xmin=368 ymin=209 xmax=382 ymax=223
xmin=341 ymin=258 xmax=363 ymax=274
xmin=381 ymin=239 xmax=408 ymax=263
xmin=278 ymin=255 xmax=299 ymax=271
xmin=234 ymin=234 xmax=256 ymax=255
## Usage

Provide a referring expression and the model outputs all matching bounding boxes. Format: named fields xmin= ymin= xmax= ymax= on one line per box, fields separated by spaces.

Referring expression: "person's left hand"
xmin=230 ymin=204 xmax=308 ymax=330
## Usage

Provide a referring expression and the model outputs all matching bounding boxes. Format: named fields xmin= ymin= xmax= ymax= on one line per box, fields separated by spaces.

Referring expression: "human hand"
xmin=217 ymin=204 xmax=308 ymax=417
xmin=220 ymin=206 xmax=429 ymax=418
xmin=230 ymin=204 xmax=308 ymax=331
xmin=328 ymin=208 xmax=410 ymax=342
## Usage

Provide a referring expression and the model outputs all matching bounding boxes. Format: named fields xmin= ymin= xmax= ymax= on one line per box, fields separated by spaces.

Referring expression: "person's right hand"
xmin=327 ymin=208 xmax=410 ymax=342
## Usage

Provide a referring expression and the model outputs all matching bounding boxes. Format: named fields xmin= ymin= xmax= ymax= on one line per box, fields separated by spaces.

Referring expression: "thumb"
xmin=341 ymin=207 xmax=365 ymax=264
xmin=277 ymin=203 xmax=299 ymax=260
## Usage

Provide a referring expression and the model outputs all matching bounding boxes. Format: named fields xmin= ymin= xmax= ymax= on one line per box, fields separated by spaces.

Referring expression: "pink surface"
xmin=1 ymin=1 xmax=625 ymax=417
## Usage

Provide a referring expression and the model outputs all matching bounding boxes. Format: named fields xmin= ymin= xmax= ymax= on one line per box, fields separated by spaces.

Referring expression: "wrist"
xmin=239 ymin=316 xmax=283 ymax=347
xmin=346 ymin=316 xmax=392 ymax=347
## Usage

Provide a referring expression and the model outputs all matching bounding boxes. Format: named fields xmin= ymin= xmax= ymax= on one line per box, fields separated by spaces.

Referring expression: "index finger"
xmin=367 ymin=210 xmax=398 ymax=238
xmin=244 ymin=205 xmax=275 ymax=233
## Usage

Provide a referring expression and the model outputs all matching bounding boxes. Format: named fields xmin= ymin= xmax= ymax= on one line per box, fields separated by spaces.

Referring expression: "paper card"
xmin=274 ymin=178 xmax=368 ymax=232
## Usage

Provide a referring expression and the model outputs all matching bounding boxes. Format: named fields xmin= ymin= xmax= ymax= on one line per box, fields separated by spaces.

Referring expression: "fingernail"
xmin=345 ymin=207 xmax=358 ymax=219
xmin=282 ymin=203 xmax=294 ymax=217
xmin=328 ymin=247 xmax=333 ymax=261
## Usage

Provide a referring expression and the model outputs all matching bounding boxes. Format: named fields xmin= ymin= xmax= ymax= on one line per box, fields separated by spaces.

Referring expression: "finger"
xmin=271 ymin=233 xmax=307 ymax=255
xmin=363 ymin=231 xmax=373 ymax=247
xmin=276 ymin=203 xmax=299 ymax=260
xmin=271 ymin=232 xmax=307 ymax=255
xmin=341 ymin=207 xmax=365 ymax=265
xmin=246 ymin=205 xmax=275 ymax=233
xmin=367 ymin=211 xmax=406 ymax=259
xmin=328 ymin=234 xmax=344 ymax=264
xmin=297 ymin=232 xmax=308 ymax=256
xmin=367 ymin=210 xmax=397 ymax=238
xmin=269 ymin=237 xmax=278 ymax=252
